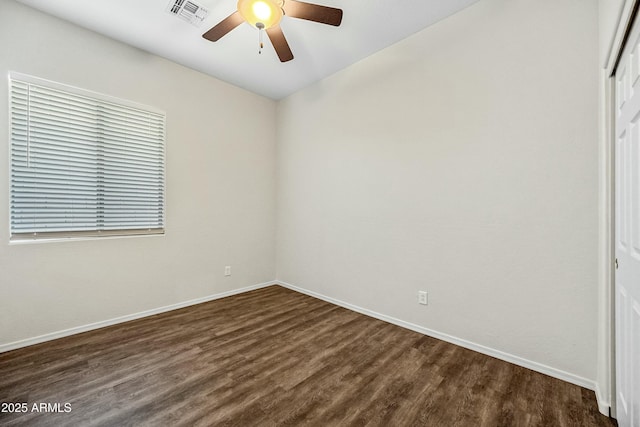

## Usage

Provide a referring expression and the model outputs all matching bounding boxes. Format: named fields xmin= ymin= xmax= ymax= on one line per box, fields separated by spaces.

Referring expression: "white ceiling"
xmin=15 ymin=0 xmax=480 ymax=100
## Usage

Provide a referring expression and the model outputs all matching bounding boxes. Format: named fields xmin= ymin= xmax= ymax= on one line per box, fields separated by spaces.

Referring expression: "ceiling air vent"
xmin=166 ymin=0 xmax=209 ymax=27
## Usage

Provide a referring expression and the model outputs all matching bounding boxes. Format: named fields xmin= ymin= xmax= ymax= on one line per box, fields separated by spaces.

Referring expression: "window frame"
xmin=8 ymin=72 xmax=167 ymax=242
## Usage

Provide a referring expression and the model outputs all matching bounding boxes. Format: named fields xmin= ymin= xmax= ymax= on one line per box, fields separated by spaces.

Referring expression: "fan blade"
xmin=283 ymin=0 xmax=343 ymax=26
xmin=202 ymin=11 xmax=244 ymax=42
xmin=266 ymin=26 xmax=294 ymax=62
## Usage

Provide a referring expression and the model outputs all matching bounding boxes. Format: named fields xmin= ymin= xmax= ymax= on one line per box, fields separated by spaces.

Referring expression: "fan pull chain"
xmin=256 ymin=22 xmax=265 ymax=55
xmin=259 ymin=29 xmax=264 ymax=54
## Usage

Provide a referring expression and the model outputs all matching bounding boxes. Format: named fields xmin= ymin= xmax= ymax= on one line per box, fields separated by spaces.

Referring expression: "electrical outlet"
xmin=418 ymin=291 xmax=428 ymax=305
xmin=224 ymin=266 xmax=231 ymax=276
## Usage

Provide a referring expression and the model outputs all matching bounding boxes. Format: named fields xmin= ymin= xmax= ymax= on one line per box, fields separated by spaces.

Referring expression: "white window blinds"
xmin=9 ymin=73 xmax=165 ymax=241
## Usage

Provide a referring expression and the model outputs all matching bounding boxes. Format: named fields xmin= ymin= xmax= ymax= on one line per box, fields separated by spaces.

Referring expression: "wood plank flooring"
xmin=0 ymin=285 xmax=615 ymax=426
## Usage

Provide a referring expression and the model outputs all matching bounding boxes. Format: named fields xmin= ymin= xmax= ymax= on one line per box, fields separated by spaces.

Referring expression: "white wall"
xmin=0 ymin=0 xmax=277 ymax=347
xmin=276 ymin=0 xmax=599 ymax=385
xmin=599 ymin=0 xmax=626 ymax=66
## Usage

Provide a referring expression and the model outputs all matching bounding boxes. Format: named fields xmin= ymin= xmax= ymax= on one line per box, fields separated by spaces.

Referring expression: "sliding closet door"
xmin=615 ymin=9 xmax=640 ymax=427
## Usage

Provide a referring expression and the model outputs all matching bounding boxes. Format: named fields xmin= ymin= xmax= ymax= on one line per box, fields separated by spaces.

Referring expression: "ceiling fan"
xmin=202 ymin=0 xmax=343 ymax=62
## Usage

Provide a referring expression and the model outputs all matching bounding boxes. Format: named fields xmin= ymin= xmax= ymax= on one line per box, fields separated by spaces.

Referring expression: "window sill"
xmin=9 ymin=232 xmax=166 ymax=245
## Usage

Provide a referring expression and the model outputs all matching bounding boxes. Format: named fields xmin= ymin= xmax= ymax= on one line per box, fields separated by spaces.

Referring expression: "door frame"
xmin=602 ymin=0 xmax=640 ymax=418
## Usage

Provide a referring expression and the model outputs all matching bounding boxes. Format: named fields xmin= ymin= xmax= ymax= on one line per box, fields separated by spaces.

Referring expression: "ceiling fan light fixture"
xmin=237 ymin=0 xmax=283 ymax=29
xmin=253 ymin=2 xmax=272 ymax=20
xmin=203 ymin=0 xmax=342 ymax=63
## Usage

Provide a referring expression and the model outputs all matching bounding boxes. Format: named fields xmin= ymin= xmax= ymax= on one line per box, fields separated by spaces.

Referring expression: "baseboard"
xmin=595 ymin=382 xmax=612 ymax=417
xmin=0 ymin=280 xmax=278 ymax=354
xmin=276 ymin=280 xmax=598 ymax=392
xmin=1 ymin=278 xmax=603 ymax=398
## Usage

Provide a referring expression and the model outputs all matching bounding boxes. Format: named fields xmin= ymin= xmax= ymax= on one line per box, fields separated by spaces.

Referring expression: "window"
xmin=9 ymin=73 xmax=165 ymax=241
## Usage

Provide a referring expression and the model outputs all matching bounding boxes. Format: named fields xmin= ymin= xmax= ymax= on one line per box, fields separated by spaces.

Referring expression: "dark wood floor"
xmin=0 ymin=285 xmax=614 ymax=426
